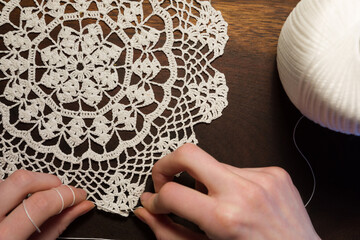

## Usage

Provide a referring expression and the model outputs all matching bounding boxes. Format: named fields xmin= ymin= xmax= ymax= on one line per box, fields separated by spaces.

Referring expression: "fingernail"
xmin=79 ymin=201 xmax=95 ymax=216
xmin=140 ymin=192 xmax=152 ymax=203
xmin=78 ymin=189 xmax=87 ymax=199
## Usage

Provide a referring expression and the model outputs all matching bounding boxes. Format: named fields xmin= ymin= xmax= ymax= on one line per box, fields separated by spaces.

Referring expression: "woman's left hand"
xmin=0 ymin=170 xmax=94 ymax=240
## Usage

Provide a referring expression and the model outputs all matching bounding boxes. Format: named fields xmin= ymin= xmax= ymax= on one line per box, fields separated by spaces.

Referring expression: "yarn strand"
xmin=292 ymin=116 xmax=316 ymax=208
xmin=58 ymin=116 xmax=315 ymax=240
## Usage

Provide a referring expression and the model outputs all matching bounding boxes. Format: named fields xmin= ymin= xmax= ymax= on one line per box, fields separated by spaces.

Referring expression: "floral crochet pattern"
xmin=0 ymin=0 xmax=228 ymax=216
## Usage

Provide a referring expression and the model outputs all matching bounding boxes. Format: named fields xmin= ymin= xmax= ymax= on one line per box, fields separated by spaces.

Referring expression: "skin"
xmin=0 ymin=143 xmax=320 ymax=239
xmin=0 ymin=170 xmax=94 ymax=240
xmin=134 ymin=143 xmax=321 ymax=240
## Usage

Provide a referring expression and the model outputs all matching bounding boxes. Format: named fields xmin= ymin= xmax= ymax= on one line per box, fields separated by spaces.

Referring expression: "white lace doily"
xmin=0 ymin=0 xmax=228 ymax=216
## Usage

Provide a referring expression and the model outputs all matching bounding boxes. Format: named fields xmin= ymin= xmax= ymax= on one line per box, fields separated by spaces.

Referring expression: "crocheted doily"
xmin=0 ymin=0 xmax=228 ymax=216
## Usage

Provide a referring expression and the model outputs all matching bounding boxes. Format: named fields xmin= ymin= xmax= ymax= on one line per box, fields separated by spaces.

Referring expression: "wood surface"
xmin=2 ymin=0 xmax=360 ymax=239
xmin=63 ymin=1 xmax=360 ymax=239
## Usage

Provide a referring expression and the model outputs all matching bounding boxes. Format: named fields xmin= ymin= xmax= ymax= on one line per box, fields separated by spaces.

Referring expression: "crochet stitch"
xmin=0 ymin=0 xmax=228 ymax=216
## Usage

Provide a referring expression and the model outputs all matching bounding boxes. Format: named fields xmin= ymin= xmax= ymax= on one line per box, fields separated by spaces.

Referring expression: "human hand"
xmin=0 ymin=170 xmax=94 ymax=240
xmin=134 ymin=143 xmax=320 ymax=240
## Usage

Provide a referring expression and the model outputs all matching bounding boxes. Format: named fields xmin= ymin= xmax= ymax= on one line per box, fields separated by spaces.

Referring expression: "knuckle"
xmin=253 ymin=167 xmax=292 ymax=193
xmin=174 ymin=143 xmax=197 ymax=158
xmin=8 ymin=170 xmax=33 ymax=189
xmin=255 ymin=173 xmax=277 ymax=191
xmin=157 ymin=182 xmax=175 ymax=205
xmin=152 ymin=143 xmax=198 ymax=175
xmin=214 ymin=204 xmax=242 ymax=238
xmin=158 ymin=182 xmax=171 ymax=195
xmin=267 ymin=167 xmax=291 ymax=182
xmin=151 ymin=161 xmax=162 ymax=176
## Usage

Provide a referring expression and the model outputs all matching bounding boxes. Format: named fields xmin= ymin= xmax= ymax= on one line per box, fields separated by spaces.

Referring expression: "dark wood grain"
xmin=1 ymin=0 xmax=359 ymax=239
xmin=64 ymin=1 xmax=360 ymax=239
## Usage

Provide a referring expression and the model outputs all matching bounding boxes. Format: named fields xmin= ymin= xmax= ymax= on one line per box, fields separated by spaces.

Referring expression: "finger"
xmin=0 ymin=185 xmax=87 ymax=240
xmin=221 ymin=164 xmax=294 ymax=186
xmin=221 ymin=163 xmax=291 ymax=176
xmin=220 ymin=164 xmax=302 ymax=204
xmin=221 ymin=163 xmax=268 ymax=175
xmin=29 ymin=201 xmax=95 ymax=240
xmin=0 ymin=170 xmax=62 ymax=218
xmin=221 ymin=163 xmax=282 ymax=182
xmin=152 ymin=143 xmax=230 ymax=193
xmin=134 ymin=207 xmax=208 ymax=240
xmin=220 ymin=164 xmax=282 ymax=189
xmin=140 ymin=182 xmax=215 ymax=229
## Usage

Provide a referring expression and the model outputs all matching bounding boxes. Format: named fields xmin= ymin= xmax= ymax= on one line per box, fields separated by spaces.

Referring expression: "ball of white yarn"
xmin=277 ymin=0 xmax=360 ymax=135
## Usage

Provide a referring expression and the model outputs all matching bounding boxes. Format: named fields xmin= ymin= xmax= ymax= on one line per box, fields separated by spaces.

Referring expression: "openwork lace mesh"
xmin=0 ymin=0 xmax=228 ymax=216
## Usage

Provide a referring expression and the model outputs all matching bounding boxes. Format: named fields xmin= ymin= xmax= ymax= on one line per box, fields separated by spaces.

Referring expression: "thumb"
xmin=134 ymin=207 xmax=208 ymax=240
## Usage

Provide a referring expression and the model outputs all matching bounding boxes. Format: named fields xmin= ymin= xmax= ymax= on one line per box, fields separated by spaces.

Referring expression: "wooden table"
xmin=2 ymin=0 xmax=359 ymax=239
xmin=60 ymin=1 xmax=360 ymax=239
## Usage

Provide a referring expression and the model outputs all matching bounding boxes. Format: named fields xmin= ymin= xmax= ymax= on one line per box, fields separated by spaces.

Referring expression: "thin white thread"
xmin=53 ymin=188 xmax=65 ymax=214
xmin=20 ymin=117 xmax=315 ymax=240
xmin=65 ymin=185 xmax=76 ymax=207
xmin=23 ymin=199 xmax=41 ymax=233
xmin=0 ymin=0 xmax=229 ymax=217
xmin=59 ymin=119 xmax=316 ymax=240
xmin=292 ymin=116 xmax=316 ymax=208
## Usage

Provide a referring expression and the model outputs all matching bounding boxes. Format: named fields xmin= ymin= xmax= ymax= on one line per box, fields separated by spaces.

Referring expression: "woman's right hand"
xmin=135 ymin=143 xmax=320 ymax=240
